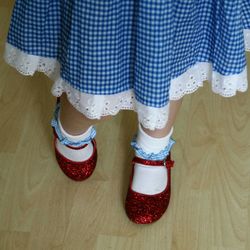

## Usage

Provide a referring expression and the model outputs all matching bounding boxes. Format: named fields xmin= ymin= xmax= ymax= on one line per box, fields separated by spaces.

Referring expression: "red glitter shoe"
xmin=125 ymin=153 xmax=175 ymax=224
xmin=52 ymin=127 xmax=98 ymax=181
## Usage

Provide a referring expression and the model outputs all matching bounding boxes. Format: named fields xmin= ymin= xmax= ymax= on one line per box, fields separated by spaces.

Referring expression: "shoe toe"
xmin=54 ymin=138 xmax=98 ymax=181
xmin=125 ymin=186 xmax=171 ymax=224
xmin=55 ymin=149 xmax=97 ymax=181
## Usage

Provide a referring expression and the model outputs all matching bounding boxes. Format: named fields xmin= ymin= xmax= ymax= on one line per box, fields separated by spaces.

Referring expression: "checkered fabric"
xmin=6 ymin=0 xmax=250 ymax=108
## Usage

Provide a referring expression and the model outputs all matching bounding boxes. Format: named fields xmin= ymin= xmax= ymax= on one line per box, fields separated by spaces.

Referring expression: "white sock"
xmin=131 ymin=123 xmax=174 ymax=195
xmin=55 ymin=109 xmax=94 ymax=162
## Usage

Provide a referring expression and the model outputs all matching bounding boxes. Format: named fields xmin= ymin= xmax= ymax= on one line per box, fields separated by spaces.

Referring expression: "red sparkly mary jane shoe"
xmin=125 ymin=153 xmax=175 ymax=224
xmin=52 ymin=127 xmax=98 ymax=181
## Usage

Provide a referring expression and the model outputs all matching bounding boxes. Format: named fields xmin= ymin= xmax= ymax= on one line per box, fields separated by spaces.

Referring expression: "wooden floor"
xmin=1 ymin=2 xmax=250 ymax=250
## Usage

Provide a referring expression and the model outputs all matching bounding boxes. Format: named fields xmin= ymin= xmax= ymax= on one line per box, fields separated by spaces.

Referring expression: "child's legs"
xmin=59 ymin=92 xmax=182 ymax=136
xmin=131 ymin=98 xmax=183 ymax=194
xmin=59 ymin=93 xmax=112 ymax=135
xmin=141 ymin=99 xmax=183 ymax=137
xmin=52 ymin=93 xmax=112 ymax=162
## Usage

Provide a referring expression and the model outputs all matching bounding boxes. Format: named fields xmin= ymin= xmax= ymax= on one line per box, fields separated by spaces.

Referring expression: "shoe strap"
xmin=132 ymin=153 xmax=175 ymax=169
xmin=52 ymin=127 xmax=88 ymax=150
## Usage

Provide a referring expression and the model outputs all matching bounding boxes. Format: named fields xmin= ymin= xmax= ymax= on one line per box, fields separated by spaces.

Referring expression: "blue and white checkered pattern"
xmin=6 ymin=0 xmax=250 ymax=108
xmin=51 ymin=100 xmax=97 ymax=147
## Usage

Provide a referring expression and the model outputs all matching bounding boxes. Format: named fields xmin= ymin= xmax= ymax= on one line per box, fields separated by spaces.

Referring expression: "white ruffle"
xmin=169 ymin=62 xmax=248 ymax=100
xmin=3 ymin=42 xmax=169 ymax=130
xmin=3 ymin=29 xmax=250 ymax=130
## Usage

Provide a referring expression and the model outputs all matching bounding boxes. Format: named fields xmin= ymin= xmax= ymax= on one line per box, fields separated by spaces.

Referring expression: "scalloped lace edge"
xmin=3 ymin=29 xmax=250 ymax=129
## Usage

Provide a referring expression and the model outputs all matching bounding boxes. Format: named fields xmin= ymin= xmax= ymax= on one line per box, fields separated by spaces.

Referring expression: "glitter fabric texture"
xmin=125 ymin=153 xmax=175 ymax=224
xmin=52 ymin=128 xmax=98 ymax=181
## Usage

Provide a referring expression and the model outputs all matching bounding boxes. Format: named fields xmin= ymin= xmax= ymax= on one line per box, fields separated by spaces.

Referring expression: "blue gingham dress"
xmin=3 ymin=0 xmax=250 ymax=130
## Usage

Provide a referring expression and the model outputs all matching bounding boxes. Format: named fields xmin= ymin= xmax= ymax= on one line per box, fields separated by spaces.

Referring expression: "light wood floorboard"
xmin=1 ymin=2 xmax=250 ymax=250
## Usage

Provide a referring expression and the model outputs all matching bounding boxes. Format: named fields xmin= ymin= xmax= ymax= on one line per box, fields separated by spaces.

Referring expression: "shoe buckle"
xmin=163 ymin=158 xmax=166 ymax=167
xmin=163 ymin=157 xmax=174 ymax=169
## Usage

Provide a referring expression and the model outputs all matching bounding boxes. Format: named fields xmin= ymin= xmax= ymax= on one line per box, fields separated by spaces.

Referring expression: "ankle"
xmin=131 ymin=123 xmax=175 ymax=161
xmin=141 ymin=124 xmax=173 ymax=138
xmin=59 ymin=109 xmax=92 ymax=136
xmin=51 ymin=101 xmax=96 ymax=148
xmin=58 ymin=108 xmax=93 ymax=142
xmin=130 ymin=125 xmax=175 ymax=194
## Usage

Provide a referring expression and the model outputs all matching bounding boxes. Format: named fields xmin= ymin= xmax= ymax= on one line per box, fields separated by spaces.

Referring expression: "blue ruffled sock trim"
xmin=130 ymin=134 xmax=175 ymax=161
xmin=50 ymin=100 xmax=96 ymax=147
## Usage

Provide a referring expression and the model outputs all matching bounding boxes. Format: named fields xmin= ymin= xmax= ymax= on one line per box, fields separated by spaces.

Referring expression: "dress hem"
xmin=3 ymin=29 xmax=250 ymax=130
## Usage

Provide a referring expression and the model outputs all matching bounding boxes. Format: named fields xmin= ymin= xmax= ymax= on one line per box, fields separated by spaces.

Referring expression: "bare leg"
xmin=141 ymin=99 xmax=183 ymax=137
xmin=59 ymin=93 xmax=112 ymax=135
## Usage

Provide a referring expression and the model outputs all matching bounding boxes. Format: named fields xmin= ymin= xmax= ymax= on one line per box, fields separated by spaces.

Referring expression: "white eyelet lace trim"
xmin=170 ymin=29 xmax=250 ymax=100
xmin=3 ymin=42 xmax=169 ymax=130
xmin=169 ymin=62 xmax=248 ymax=100
xmin=3 ymin=29 xmax=250 ymax=130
